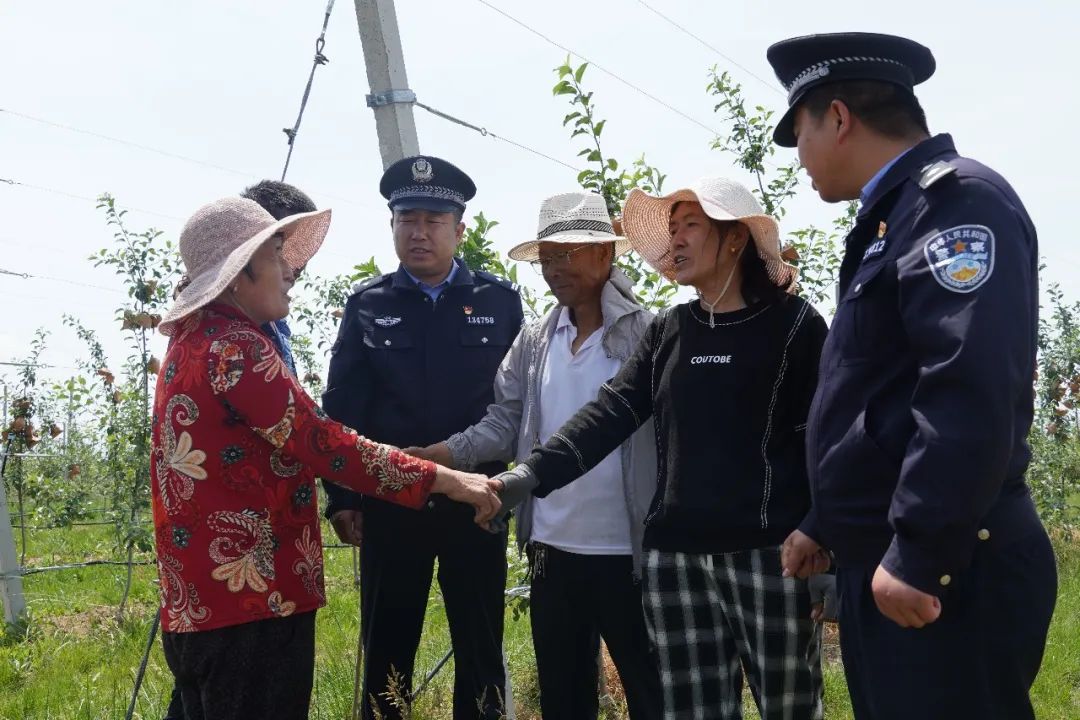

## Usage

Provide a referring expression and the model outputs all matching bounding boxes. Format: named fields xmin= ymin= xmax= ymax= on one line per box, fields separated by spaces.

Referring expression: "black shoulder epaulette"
xmin=474 ymin=269 xmax=520 ymax=293
xmin=349 ymin=273 xmax=391 ymax=297
xmin=917 ymin=160 xmax=957 ymax=190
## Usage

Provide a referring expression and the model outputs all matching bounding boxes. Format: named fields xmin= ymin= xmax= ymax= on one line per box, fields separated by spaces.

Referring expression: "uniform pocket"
xmin=459 ymin=326 xmax=510 ymax=349
xmin=363 ymin=328 xmax=413 ymax=350
xmin=836 ymin=262 xmax=894 ymax=366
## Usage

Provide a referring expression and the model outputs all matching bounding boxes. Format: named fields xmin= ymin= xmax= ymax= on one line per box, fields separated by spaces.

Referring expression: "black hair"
xmin=712 ymin=220 xmax=791 ymax=305
xmin=800 ymin=80 xmax=929 ymax=140
xmin=241 ymin=180 xmax=317 ymax=220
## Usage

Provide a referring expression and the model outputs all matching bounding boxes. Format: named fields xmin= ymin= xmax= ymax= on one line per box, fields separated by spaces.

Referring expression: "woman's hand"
xmin=431 ymin=466 xmax=502 ymax=526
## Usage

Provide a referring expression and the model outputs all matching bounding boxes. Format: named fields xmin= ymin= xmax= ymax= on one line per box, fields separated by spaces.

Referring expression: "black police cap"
xmin=379 ymin=155 xmax=477 ymax=214
xmin=767 ymin=32 xmax=936 ymax=147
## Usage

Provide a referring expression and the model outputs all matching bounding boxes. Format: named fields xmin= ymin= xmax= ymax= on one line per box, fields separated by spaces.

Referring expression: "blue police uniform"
xmin=322 ymin=156 xmax=523 ymax=720
xmin=768 ymin=34 xmax=1057 ymax=720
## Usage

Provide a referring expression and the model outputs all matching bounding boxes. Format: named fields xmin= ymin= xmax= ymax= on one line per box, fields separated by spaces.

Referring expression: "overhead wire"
xmin=475 ymin=0 xmax=723 ymax=137
xmin=414 ymin=101 xmax=582 ymax=173
xmin=0 ymin=109 xmax=382 ymax=214
xmin=280 ymin=0 xmax=337 ymax=181
xmin=635 ymin=1 xmax=785 ymax=97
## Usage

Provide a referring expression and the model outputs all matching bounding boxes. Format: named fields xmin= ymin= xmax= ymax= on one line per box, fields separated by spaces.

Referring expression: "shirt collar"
xmin=555 ymin=306 xmax=575 ymax=332
xmin=860 ymin=147 xmax=913 ymax=206
xmin=403 ymin=258 xmax=459 ymax=291
xmin=857 ymin=134 xmax=958 ymax=217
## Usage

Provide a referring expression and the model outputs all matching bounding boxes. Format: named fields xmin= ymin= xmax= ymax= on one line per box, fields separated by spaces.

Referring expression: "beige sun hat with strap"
xmin=159 ymin=197 xmax=331 ymax=336
xmin=621 ymin=178 xmax=796 ymax=288
xmin=508 ymin=192 xmax=632 ymax=261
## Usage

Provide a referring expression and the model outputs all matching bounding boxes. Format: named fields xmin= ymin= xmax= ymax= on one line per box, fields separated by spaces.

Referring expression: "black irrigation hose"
xmin=125 ymin=613 xmax=160 ymax=720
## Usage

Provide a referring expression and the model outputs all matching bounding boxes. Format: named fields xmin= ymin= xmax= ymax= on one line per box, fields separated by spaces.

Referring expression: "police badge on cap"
xmin=766 ymin=32 xmax=936 ymax=147
xmin=380 ymin=155 xmax=477 ymax=213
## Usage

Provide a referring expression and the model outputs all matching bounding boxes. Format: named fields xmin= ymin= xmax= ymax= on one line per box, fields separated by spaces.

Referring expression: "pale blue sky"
xmin=1 ymin=0 xmax=1077 ymax=386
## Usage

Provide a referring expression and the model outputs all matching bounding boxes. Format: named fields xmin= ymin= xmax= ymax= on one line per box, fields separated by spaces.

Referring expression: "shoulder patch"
xmin=474 ymin=270 xmax=519 ymax=293
xmin=918 ymin=160 xmax=957 ymax=189
xmin=350 ymin=273 xmax=391 ymax=296
xmin=923 ymin=224 xmax=995 ymax=293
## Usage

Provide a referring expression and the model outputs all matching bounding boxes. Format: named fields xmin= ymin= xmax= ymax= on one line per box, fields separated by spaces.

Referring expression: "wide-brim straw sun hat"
xmin=508 ymin=192 xmax=633 ymax=261
xmin=159 ymin=197 xmax=332 ymax=336
xmin=621 ymin=178 xmax=796 ymax=288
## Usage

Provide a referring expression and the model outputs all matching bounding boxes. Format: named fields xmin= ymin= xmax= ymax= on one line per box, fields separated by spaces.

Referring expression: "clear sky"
xmin=1 ymin=0 xmax=1076 ymax=389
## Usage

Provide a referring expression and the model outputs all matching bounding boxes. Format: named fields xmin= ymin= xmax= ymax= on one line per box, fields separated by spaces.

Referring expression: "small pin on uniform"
xmin=463 ymin=306 xmax=474 ymax=315
xmin=877 ymin=221 xmax=887 ymax=238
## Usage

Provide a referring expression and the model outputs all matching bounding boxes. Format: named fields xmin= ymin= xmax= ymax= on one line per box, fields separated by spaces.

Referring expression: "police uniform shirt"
xmin=805 ymin=133 xmax=1040 ymax=595
xmin=322 ymin=258 xmax=524 ymax=517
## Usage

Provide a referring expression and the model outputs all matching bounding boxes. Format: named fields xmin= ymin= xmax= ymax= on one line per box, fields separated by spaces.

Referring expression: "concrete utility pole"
xmin=355 ymin=0 xmax=420 ymax=170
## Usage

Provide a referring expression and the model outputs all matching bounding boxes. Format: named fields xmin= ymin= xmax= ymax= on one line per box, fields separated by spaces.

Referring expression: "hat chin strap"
xmin=697 ymin=231 xmax=746 ymax=329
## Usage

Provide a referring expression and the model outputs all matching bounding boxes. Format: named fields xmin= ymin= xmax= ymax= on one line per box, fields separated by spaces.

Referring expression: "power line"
xmin=280 ymin=0 xmax=337 ymax=181
xmin=0 ymin=177 xmax=371 ymax=266
xmin=0 ymin=108 xmax=381 ymax=214
xmin=475 ymin=0 xmax=722 ymax=137
xmin=0 ymin=177 xmax=184 ymax=221
xmin=415 ymin=101 xmax=582 ymax=173
xmin=635 ymin=1 xmax=785 ymax=98
xmin=0 ymin=265 xmax=124 ymax=294
xmin=0 ymin=108 xmax=254 ymax=181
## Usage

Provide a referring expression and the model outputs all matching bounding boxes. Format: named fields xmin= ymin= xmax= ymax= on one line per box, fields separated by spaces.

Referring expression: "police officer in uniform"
xmin=323 ymin=155 xmax=523 ymax=720
xmin=766 ymin=33 xmax=1057 ymax=719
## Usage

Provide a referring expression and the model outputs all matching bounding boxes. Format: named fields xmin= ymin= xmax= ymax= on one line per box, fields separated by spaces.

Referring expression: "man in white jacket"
xmin=413 ymin=193 xmax=661 ymax=720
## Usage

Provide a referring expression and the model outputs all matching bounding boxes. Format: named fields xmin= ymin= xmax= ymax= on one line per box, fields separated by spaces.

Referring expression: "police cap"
xmin=767 ymin=32 xmax=936 ymax=147
xmin=379 ymin=155 xmax=477 ymax=214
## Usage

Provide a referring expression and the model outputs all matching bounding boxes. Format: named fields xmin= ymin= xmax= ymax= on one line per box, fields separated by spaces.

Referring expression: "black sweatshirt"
xmin=524 ymin=295 xmax=828 ymax=554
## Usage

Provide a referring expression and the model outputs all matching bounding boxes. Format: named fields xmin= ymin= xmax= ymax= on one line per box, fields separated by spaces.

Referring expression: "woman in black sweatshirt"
xmin=496 ymin=178 xmax=829 ymax=720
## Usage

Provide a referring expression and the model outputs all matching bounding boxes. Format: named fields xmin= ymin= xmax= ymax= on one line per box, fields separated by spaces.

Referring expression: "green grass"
xmin=0 ymin=524 xmax=1077 ymax=719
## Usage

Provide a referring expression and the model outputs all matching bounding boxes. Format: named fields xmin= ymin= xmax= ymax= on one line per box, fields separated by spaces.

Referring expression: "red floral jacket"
xmin=151 ymin=303 xmax=435 ymax=633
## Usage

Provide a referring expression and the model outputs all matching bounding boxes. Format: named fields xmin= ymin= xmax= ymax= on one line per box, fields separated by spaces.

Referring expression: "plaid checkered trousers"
xmin=643 ymin=546 xmax=823 ymax=720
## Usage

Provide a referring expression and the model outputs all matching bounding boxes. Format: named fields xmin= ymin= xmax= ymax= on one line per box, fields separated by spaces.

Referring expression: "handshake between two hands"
xmin=402 ymin=442 xmax=539 ymax=533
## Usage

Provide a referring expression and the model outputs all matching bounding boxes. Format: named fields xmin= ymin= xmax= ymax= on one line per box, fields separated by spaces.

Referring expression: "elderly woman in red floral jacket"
xmin=152 ymin=197 xmax=501 ymax=720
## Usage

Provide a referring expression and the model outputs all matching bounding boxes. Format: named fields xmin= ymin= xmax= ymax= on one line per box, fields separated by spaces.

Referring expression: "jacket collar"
xmin=858 ymin=133 xmax=957 ymax=217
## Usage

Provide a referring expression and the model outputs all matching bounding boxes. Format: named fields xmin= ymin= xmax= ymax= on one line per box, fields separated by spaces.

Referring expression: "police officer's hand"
xmin=431 ymin=466 xmax=502 ymax=526
xmin=871 ymin=564 xmax=942 ymax=628
xmin=330 ymin=510 xmax=364 ymax=547
xmin=402 ymin=442 xmax=455 ymax=468
xmin=808 ymin=573 xmax=838 ymax=623
xmin=781 ymin=529 xmax=831 ymax=579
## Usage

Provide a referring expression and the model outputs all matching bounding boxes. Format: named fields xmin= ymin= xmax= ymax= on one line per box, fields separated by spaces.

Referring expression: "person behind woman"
xmin=493 ymin=179 xmax=829 ymax=720
xmin=152 ymin=197 xmax=500 ymax=720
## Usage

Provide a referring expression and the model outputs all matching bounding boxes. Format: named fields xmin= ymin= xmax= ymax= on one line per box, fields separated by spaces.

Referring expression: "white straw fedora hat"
xmin=159 ymin=197 xmax=331 ymax=336
xmin=622 ymin=178 xmax=796 ymax=288
xmin=508 ymin=192 xmax=632 ymax=261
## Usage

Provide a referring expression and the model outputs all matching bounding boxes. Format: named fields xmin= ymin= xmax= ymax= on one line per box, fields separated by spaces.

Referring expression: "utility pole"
xmin=354 ymin=0 xmax=420 ymax=170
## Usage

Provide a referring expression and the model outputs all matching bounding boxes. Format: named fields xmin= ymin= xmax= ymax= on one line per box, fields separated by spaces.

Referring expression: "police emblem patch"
xmin=411 ymin=158 xmax=434 ymax=183
xmin=923 ymin=224 xmax=995 ymax=293
xmin=374 ymin=316 xmax=402 ymax=327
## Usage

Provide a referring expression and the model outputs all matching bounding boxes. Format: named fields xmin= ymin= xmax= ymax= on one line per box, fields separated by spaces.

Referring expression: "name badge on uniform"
xmin=375 ymin=316 xmax=402 ymax=327
xmin=464 ymin=306 xmax=495 ymax=325
xmin=923 ymin=224 xmax=995 ymax=293
xmin=862 ymin=221 xmax=888 ymax=262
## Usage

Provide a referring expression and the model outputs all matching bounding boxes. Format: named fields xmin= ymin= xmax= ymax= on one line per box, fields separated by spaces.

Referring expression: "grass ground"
xmin=0 ymin=523 xmax=1077 ymax=719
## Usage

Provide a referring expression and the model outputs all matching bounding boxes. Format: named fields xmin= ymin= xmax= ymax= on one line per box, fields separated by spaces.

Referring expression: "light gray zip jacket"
xmin=446 ymin=268 xmax=658 ymax=576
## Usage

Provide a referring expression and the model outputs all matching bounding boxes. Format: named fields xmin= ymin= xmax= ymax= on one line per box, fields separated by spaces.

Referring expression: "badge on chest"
xmin=862 ymin=221 xmax=889 ymax=262
xmin=463 ymin=305 xmax=495 ymax=325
